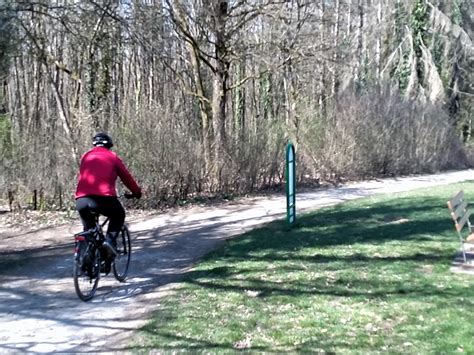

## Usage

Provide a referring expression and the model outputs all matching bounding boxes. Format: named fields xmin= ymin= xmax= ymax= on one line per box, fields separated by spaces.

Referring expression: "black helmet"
xmin=92 ymin=132 xmax=114 ymax=148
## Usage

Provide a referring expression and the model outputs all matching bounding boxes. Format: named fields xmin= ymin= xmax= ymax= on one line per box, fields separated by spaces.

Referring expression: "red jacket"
xmin=75 ymin=147 xmax=141 ymax=199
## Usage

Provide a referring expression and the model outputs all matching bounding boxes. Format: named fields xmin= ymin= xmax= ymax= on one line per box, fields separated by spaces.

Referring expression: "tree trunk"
xmin=375 ymin=1 xmax=382 ymax=81
xmin=354 ymin=0 xmax=364 ymax=91
xmin=331 ymin=0 xmax=340 ymax=97
xmin=45 ymin=64 xmax=79 ymax=164
xmin=210 ymin=1 xmax=229 ymax=184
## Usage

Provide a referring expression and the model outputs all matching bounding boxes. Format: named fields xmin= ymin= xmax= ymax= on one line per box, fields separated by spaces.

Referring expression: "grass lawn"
xmin=135 ymin=181 xmax=474 ymax=353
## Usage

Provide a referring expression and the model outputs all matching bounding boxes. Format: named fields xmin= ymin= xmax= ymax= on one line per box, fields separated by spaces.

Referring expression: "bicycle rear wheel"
xmin=113 ymin=225 xmax=131 ymax=282
xmin=74 ymin=244 xmax=101 ymax=301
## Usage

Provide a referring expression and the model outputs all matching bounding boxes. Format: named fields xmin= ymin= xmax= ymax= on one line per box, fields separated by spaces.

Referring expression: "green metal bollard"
xmin=286 ymin=143 xmax=296 ymax=226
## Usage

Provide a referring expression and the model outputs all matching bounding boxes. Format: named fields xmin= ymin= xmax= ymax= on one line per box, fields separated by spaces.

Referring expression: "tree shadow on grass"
xmin=131 ymin=191 xmax=471 ymax=352
xmin=179 ymin=253 xmax=464 ymax=301
xmin=213 ymin=196 xmax=456 ymax=258
xmin=184 ymin=273 xmax=465 ymax=300
xmin=130 ymin=329 xmax=274 ymax=352
xmin=165 ymin=194 xmax=465 ymax=310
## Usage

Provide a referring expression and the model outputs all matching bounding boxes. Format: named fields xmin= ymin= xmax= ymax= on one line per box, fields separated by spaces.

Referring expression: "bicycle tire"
xmin=113 ymin=225 xmax=131 ymax=282
xmin=74 ymin=244 xmax=101 ymax=301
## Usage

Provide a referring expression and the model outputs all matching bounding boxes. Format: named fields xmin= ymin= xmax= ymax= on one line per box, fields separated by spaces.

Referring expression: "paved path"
xmin=0 ymin=169 xmax=473 ymax=352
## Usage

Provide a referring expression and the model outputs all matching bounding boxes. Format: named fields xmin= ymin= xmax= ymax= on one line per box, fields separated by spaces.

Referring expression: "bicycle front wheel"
xmin=74 ymin=244 xmax=101 ymax=301
xmin=113 ymin=225 xmax=131 ymax=282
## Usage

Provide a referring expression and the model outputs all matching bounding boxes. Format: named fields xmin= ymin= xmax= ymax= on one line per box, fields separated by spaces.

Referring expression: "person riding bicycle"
xmin=75 ymin=132 xmax=142 ymax=261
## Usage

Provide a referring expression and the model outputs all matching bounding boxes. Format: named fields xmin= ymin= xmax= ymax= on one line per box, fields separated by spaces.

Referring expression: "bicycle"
xmin=73 ymin=199 xmax=133 ymax=301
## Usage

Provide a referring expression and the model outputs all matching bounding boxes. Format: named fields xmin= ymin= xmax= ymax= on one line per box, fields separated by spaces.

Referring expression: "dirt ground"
xmin=0 ymin=169 xmax=473 ymax=352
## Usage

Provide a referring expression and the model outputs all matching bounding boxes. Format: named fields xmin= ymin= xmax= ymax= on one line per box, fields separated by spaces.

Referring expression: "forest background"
xmin=0 ymin=0 xmax=473 ymax=210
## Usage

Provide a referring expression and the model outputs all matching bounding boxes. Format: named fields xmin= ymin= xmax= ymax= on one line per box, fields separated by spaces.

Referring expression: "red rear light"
xmin=75 ymin=235 xmax=86 ymax=242
xmin=74 ymin=235 xmax=86 ymax=253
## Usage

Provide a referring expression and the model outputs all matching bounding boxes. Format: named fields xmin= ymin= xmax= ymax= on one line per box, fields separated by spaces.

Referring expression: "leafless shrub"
xmin=112 ymin=105 xmax=204 ymax=207
xmin=111 ymin=107 xmax=287 ymax=203
xmin=223 ymin=120 xmax=287 ymax=194
xmin=304 ymin=87 xmax=470 ymax=179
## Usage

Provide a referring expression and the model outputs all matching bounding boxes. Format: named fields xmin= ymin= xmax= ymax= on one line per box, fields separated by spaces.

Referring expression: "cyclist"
xmin=75 ymin=132 xmax=142 ymax=262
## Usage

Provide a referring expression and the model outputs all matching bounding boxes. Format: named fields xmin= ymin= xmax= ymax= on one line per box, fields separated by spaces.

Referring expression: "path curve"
xmin=0 ymin=169 xmax=473 ymax=352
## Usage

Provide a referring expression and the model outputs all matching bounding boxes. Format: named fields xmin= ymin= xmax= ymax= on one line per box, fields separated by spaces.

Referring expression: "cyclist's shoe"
xmin=103 ymin=233 xmax=119 ymax=258
xmin=100 ymin=259 xmax=112 ymax=275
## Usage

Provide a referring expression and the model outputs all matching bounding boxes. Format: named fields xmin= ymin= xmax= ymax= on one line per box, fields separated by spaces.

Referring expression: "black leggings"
xmin=75 ymin=196 xmax=125 ymax=235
